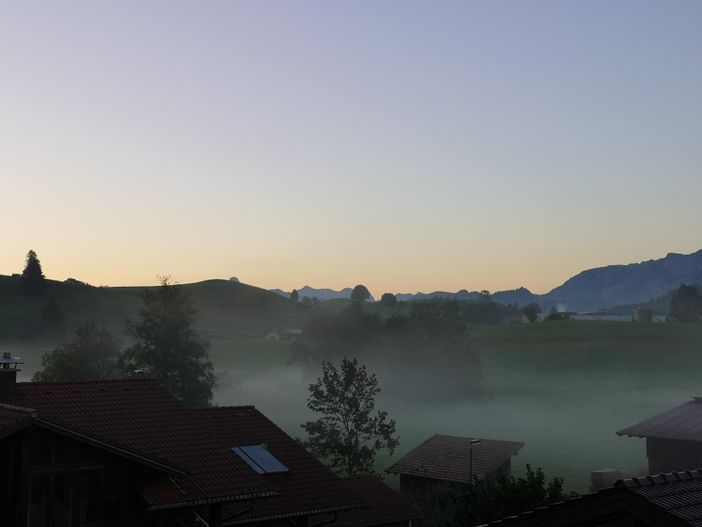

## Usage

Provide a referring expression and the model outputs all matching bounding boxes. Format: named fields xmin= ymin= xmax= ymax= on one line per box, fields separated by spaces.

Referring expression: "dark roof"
xmin=0 ymin=403 xmax=34 ymax=439
xmin=483 ymin=470 xmax=702 ymax=526
xmin=617 ymin=397 xmax=702 ymax=441
xmin=333 ymin=476 xmax=421 ymax=527
xmin=15 ymin=379 xmax=276 ymax=509
xmin=615 ymin=470 xmax=702 ymax=526
xmin=387 ymin=434 xmax=524 ymax=483
xmin=197 ymin=406 xmax=367 ymax=524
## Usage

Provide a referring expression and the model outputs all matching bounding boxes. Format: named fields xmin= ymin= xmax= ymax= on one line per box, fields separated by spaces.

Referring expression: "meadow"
xmin=212 ymin=320 xmax=702 ymax=492
xmin=3 ymin=276 xmax=702 ymax=492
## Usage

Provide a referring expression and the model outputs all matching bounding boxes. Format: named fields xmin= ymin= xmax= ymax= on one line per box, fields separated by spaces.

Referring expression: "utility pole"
xmin=469 ymin=438 xmax=481 ymax=483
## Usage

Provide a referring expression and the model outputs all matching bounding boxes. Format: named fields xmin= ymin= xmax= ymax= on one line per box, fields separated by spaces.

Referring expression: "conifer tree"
xmin=21 ymin=250 xmax=46 ymax=295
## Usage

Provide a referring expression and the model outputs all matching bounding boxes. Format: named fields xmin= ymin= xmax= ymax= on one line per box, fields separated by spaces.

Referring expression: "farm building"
xmin=0 ymin=354 xmax=418 ymax=527
xmin=617 ymin=396 xmax=702 ymax=475
xmin=632 ymin=307 xmax=653 ymax=323
xmin=387 ymin=434 xmax=523 ymax=502
xmin=484 ymin=470 xmax=702 ymax=527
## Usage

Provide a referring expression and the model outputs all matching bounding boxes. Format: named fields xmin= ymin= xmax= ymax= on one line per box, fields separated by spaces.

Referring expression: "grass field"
xmin=3 ymin=275 xmax=702 ymax=492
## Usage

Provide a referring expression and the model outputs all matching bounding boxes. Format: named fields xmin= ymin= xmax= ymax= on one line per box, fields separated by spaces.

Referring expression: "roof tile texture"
xmin=198 ymin=406 xmax=366 ymax=523
xmin=617 ymin=397 xmax=702 ymax=441
xmin=333 ymin=476 xmax=421 ymax=527
xmin=387 ymin=434 xmax=523 ymax=483
xmin=16 ymin=379 xmax=275 ymax=508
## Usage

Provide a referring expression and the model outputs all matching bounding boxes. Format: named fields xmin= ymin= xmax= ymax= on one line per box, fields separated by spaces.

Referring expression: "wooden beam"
xmin=19 ymin=431 xmax=29 ymax=526
xmin=210 ymin=503 xmax=222 ymax=527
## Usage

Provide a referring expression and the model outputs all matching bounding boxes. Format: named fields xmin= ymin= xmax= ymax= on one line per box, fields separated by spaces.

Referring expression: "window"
xmin=233 ymin=445 xmax=289 ymax=474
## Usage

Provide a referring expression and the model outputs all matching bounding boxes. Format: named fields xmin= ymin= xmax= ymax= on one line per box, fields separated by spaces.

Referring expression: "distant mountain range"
xmin=542 ymin=250 xmax=702 ymax=312
xmin=270 ymin=286 xmax=376 ymax=302
xmin=272 ymin=249 xmax=702 ymax=312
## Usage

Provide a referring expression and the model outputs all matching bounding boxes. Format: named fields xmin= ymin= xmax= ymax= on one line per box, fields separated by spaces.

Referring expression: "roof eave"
xmin=145 ymin=489 xmax=279 ymax=512
xmin=35 ymin=418 xmax=188 ymax=477
xmin=221 ymin=500 xmax=370 ymax=525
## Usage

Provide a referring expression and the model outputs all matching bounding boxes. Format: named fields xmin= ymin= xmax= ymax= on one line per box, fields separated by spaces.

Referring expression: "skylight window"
xmin=233 ymin=445 xmax=289 ymax=474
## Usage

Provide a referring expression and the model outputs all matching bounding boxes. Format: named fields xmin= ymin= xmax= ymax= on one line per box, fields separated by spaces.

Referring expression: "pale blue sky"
xmin=2 ymin=1 xmax=701 ymax=295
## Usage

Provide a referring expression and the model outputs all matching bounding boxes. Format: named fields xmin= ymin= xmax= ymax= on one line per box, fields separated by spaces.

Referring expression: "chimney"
xmin=0 ymin=353 xmax=23 ymax=405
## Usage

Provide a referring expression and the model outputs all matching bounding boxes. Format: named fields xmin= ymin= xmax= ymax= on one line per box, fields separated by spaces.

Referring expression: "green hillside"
xmin=0 ymin=275 xmax=310 ymax=376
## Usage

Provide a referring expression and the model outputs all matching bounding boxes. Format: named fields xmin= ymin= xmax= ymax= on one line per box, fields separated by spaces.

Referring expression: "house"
xmin=280 ymin=329 xmax=303 ymax=340
xmin=632 ymin=307 xmax=653 ymax=323
xmin=387 ymin=434 xmax=523 ymax=502
xmin=0 ymin=354 xmax=418 ymax=527
xmin=264 ymin=331 xmax=280 ymax=341
xmin=617 ymin=396 xmax=702 ymax=475
xmin=483 ymin=470 xmax=702 ymax=527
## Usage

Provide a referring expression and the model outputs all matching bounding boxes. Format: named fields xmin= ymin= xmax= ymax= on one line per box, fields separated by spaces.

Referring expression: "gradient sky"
xmin=2 ymin=1 xmax=701 ymax=296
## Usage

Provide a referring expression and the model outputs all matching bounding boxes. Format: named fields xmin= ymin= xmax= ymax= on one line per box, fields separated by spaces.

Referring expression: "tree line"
xmin=33 ymin=277 xmax=215 ymax=408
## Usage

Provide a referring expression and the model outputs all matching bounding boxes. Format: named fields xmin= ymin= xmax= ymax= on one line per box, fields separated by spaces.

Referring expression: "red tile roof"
xmin=15 ymin=379 xmax=276 ymax=509
xmin=333 ymin=476 xmax=421 ymax=527
xmin=387 ymin=434 xmax=523 ymax=483
xmin=197 ymin=406 xmax=367 ymax=524
xmin=617 ymin=397 xmax=702 ymax=441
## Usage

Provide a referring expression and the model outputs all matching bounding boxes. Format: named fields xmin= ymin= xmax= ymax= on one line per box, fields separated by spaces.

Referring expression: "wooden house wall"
xmin=21 ymin=427 xmax=146 ymax=527
xmin=0 ymin=432 xmax=26 ymax=526
xmin=646 ymin=437 xmax=702 ymax=474
xmin=398 ymin=459 xmax=514 ymax=503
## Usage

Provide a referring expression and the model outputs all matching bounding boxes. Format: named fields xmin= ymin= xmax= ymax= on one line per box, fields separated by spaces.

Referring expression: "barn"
xmin=617 ymin=396 xmax=702 ymax=475
xmin=387 ymin=434 xmax=523 ymax=502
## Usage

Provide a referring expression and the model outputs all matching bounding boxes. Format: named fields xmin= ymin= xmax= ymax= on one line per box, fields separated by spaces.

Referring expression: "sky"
xmin=2 ymin=1 xmax=701 ymax=296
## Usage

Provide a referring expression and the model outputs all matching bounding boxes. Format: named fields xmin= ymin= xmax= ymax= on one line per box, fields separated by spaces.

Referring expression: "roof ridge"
xmin=615 ymin=469 xmax=702 ymax=488
xmin=204 ymin=405 xmax=257 ymax=411
xmin=18 ymin=377 xmax=156 ymax=386
xmin=432 ymin=433 xmax=524 ymax=444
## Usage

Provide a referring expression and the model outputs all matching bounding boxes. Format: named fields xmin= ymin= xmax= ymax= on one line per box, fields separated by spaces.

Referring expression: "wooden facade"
xmin=1 ymin=427 xmax=154 ymax=527
xmin=646 ymin=437 xmax=702 ymax=475
xmin=398 ymin=459 xmax=512 ymax=503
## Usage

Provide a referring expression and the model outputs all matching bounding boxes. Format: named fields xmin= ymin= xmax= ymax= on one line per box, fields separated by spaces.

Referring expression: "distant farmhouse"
xmin=632 ymin=307 xmax=653 ymax=323
xmin=387 ymin=434 xmax=523 ymax=502
xmin=617 ymin=396 xmax=702 ymax=475
xmin=0 ymin=354 xmax=418 ymax=527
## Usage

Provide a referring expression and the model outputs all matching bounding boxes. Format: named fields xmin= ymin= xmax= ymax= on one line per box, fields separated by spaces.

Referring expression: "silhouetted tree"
xmin=291 ymin=289 xmax=299 ymax=303
xmin=522 ymin=303 xmax=542 ymax=323
xmin=462 ymin=300 xmax=502 ymax=325
xmin=351 ymin=284 xmax=371 ymax=303
xmin=410 ymin=299 xmax=465 ymax=339
xmin=120 ymin=277 xmax=216 ymax=407
xmin=41 ymin=298 xmax=66 ymax=333
xmin=33 ymin=323 xmax=122 ymax=382
xmin=478 ymin=290 xmax=492 ymax=301
xmin=302 ymin=357 xmax=399 ymax=476
xmin=21 ymin=250 xmax=46 ymax=295
xmin=670 ymin=284 xmax=702 ymax=323
xmin=380 ymin=293 xmax=398 ymax=307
